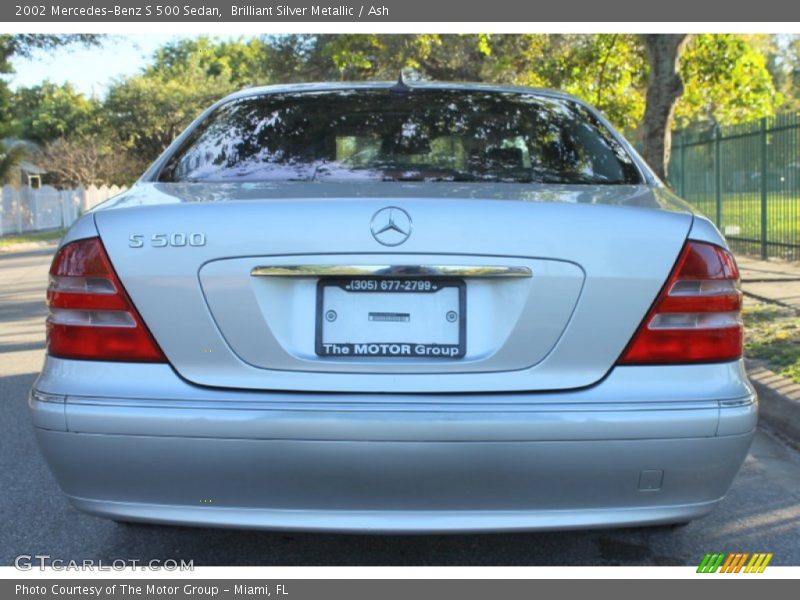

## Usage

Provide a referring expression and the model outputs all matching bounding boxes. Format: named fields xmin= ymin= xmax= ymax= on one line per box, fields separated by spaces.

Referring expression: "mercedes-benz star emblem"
xmin=370 ymin=207 xmax=412 ymax=246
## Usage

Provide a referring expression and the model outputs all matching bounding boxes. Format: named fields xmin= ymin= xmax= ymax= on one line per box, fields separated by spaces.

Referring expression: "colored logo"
xmin=697 ymin=552 xmax=773 ymax=573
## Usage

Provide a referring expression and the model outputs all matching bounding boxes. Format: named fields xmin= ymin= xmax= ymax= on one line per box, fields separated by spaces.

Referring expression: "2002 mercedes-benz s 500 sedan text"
xmin=30 ymin=82 xmax=757 ymax=532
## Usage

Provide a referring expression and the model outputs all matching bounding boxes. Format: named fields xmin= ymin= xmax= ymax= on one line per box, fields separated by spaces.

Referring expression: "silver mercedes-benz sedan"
xmin=30 ymin=82 xmax=756 ymax=532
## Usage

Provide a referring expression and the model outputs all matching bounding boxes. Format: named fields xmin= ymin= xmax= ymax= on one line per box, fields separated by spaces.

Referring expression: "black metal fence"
xmin=668 ymin=113 xmax=800 ymax=260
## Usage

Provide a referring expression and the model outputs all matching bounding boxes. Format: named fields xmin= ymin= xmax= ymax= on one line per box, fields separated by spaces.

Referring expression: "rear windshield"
xmin=158 ymin=89 xmax=642 ymax=185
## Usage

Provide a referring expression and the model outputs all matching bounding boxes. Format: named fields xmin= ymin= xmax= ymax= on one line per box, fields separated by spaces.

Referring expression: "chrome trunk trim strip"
xmin=251 ymin=265 xmax=532 ymax=278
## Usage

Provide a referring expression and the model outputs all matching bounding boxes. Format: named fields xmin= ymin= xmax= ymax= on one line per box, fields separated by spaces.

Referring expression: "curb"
xmin=746 ymin=361 xmax=800 ymax=445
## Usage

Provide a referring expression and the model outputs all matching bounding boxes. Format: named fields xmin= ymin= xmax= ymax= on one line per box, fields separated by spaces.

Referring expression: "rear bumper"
xmin=36 ymin=431 xmax=752 ymax=533
xmin=67 ymin=499 xmax=724 ymax=534
xmin=30 ymin=359 xmax=757 ymax=533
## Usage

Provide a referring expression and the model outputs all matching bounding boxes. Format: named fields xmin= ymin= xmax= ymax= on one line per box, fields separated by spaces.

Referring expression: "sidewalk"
xmin=736 ymin=255 xmax=800 ymax=446
xmin=737 ymin=255 xmax=800 ymax=311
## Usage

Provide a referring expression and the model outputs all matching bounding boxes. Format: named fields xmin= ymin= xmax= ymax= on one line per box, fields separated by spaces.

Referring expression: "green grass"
xmin=0 ymin=229 xmax=65 ymax=248
xmin=743 ymin=301 xmax=800 ymax=383
xmin=685 ymin=192 xmax=800 ymax=259
xmin=684 ymin=193 xmax=800 ymax=256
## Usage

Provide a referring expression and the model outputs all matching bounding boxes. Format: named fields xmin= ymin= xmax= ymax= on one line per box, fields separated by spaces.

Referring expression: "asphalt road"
xmin=2 ymin=246 xmax=800 ymax=567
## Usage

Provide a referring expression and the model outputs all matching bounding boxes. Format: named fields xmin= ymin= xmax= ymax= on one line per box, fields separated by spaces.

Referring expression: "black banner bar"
xmin=3 ymin=0 xmax=800 ymax=22
xmin=4 ymin=579 xmax=797 ymax=600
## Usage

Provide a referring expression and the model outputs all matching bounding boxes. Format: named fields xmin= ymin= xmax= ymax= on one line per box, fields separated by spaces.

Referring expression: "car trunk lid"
xmin=93 ymin=182 xmax=693 ymax=393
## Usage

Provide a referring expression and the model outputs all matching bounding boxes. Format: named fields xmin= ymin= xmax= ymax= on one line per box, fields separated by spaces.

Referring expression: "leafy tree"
xmin=147 ymin=36 xmax=272 ymax=88
xmin=637 ymin=34 xmax=780 ymax=180
xmin=0 ymin=35 xmax=100 ymax=183
xmin=0 ymin=35 xmax=100 ymax=137
xmin=104 ymin=52 xmax=237 ymax=162
xmin=676 ymin=34 xmax=780 ymax=127
xmin=12 ymin=82 xmax=101 ymax=144
xmin=784 ymin=37 xmax=800 ymax=111
xmin=481 ymin=34 xmax=648 ymax=131
xmin=756 ymin=34 xmax=800 ymax=113
xmin=0 ymin=140 xmax=27 ymax=184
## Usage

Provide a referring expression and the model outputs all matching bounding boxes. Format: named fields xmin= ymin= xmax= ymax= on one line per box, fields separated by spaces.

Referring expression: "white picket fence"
xmin=0 ymin=184 xmax=127 ymax=236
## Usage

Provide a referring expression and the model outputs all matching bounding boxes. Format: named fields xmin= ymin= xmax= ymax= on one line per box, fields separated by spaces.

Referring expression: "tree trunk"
xmin=639 ymin=34 xmax=691 ymax=183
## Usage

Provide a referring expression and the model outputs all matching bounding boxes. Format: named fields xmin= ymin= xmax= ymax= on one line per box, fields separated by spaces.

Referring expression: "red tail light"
xmin=618 ymin=241 xmax=742 ymax=364
xmin=46 ymin=237 xmax=166 ymax=362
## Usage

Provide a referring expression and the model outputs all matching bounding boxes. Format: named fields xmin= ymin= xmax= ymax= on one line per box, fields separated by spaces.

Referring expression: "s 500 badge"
xmin=129 ymin=233 xmax=206 ymax=248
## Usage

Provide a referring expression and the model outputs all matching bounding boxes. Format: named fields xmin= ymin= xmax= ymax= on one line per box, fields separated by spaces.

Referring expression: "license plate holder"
xmin=316 ymin=277 xmax=466 ymax=359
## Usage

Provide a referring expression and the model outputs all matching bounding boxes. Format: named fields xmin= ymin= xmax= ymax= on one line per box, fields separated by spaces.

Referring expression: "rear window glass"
xmin=158 ymin=89 xmax=642 ymax=185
